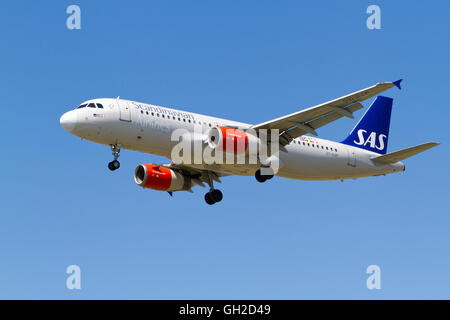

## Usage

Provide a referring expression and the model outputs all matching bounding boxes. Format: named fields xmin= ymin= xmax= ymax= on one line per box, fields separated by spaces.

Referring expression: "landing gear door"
xmin=117 ymin=99 xmax=131 ymax=122
xmin=346 ymin=146 xmax=356 ymax=167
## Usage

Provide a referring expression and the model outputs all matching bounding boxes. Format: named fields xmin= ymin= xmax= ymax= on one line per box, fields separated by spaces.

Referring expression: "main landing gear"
xmin=204 ymin=189 xmax=223 ymax=205
xmin=255 ymin=168 xmax=274 ymax=183
xmin=108 ymin=144 xmax=121 ymax=171
xmin=204 ymin=172 xmax=223 ymax=205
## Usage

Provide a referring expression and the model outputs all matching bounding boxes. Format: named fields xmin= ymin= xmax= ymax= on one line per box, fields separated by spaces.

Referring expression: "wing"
xmin=162 ymin=163 xmax=229 ymax=192
xmin=252 ymin=80 xmax=402 ymax=146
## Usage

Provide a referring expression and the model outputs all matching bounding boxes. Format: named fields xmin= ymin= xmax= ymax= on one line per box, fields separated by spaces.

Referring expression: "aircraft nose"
xmin=60 ymin=111 xmax=78 ymax=133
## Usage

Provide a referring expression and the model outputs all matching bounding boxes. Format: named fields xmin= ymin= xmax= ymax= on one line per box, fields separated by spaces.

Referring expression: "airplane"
xmin=60 ymin=79 xmax=439 ymax=204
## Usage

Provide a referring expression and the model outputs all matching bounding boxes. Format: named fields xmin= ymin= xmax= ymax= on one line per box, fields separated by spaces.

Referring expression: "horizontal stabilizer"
xmin=371 ymin=142 xmax=439 ymax=164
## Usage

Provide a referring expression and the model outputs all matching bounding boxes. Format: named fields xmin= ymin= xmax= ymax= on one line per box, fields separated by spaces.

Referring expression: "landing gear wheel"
xmin=204 ymin=192 xmax=215 ymax=205
xmin=203 ymin=172 xmax=223 ymax=204
xmin=255 ymin=168 xmax=274 ymax=182
xmin=210 ymin=189 xmax=223 ymax=203
xmin=108 ymin=160 xmax=120 ymax=171
xmin=108 ymin=144 xmax=121 ymax=171
xmin=264 ymin=173 xmax=274 ymax=180
xmin=112 ymin=160 xmax=120 ymax=169
xmin=255 ymin=169 xmax=267 ymax=183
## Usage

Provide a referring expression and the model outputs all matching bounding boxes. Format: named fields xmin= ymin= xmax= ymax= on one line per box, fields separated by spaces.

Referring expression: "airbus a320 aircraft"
xmin=60 ymin=79 xmax=438 ymax=204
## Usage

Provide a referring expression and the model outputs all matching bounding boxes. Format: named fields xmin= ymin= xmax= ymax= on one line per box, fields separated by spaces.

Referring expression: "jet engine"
xmin=134 ymin=164 xmax=191 ymax=191
xmin=206 ymin=126 xmax=259 ymax=154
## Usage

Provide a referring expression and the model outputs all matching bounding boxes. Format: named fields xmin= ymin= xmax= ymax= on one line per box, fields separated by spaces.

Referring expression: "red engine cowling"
xmin=134 ymin=164 xmax=190 ymax=191
xmin=207 ymin=126 xmax=259 ymax=154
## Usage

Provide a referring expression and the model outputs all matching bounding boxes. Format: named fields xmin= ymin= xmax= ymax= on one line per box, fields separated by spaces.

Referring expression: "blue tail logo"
xmin=341 ymin=96 xmax=393 ymax=154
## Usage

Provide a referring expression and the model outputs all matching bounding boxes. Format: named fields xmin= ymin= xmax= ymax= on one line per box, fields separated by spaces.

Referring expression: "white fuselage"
xmin=60 ymin=98 xmax=405 ymax=180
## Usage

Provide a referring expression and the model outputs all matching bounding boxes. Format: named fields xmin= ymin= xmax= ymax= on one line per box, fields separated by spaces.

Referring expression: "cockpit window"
xmin=87 ymin=103 xmax=96 ymax=108
xmin=77 ymin=104 xmax=87 ymax=109
xmin=96 ymin=103 xmax=104 ymax=109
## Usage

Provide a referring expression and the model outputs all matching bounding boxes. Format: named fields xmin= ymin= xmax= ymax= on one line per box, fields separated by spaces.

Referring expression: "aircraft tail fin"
xmin=341 ymin=96 xmax=393 ymax=154
xmin=371 ymin=142 xmax=439 ymax=164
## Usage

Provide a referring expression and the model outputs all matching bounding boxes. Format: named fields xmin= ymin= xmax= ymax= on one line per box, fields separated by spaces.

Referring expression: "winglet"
xmin=392 ymin=79 xmax=403 ymax=90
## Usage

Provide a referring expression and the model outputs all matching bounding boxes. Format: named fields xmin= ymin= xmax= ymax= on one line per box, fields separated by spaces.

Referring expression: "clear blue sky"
xmin=0 ymin=1 xmax=449 ymax=299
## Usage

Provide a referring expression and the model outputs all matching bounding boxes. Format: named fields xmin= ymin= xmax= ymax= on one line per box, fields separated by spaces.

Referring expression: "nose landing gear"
xmin=108 ymin=144 xmax=121 ymax=171
xmin=108 ymin=160 xmax=120 ymax=171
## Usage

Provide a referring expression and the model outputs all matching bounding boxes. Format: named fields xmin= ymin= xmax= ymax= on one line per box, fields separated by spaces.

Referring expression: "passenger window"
xmin=77 ymin=104 xmax=87 ymax=109
xmin=326 ymin=147 xmax=328 ymax=150
xmin=141 ymin=110 xmax=143 ymax=114
xmin=151 ymin=112 xmax=154 ymax=116
xmin=146 ymin=111 xmax=149 ymax=115
xmin=335 ymin=148 xmax=338 ymax=152
xmin=162 ymin=115 xmax=165 ymax=118
xmin=183 ymin=118 xmax=186 ymax=122
xmin=87 ymin=103 xmax=96 ymax=108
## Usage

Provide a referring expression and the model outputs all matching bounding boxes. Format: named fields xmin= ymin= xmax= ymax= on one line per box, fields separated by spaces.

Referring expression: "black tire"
xmin=264 ymin=173 xmax=274 ymax=180
xmin=108 ymin=162 xmax=116 ymax=171
xmin=210 ymin=189 xmax=223 ymax=202
xmin=204 ymin=192 xmax=215 ymax=205
xmin=255 ymin=169 xmax=266 ymax=183
xmin=261 ymin=167 xmax=274 ymax=180
xmin=112 ymin=160 xmax=120 ymax=169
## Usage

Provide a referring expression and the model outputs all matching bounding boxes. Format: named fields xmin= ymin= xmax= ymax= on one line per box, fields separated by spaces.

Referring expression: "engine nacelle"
xmin=134 ymin=164 xmax=190 ymax=191
xmin=206 ymin=126 xmax=259 ymax=154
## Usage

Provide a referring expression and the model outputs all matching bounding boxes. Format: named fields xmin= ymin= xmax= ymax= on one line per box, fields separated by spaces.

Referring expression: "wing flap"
xmin=371 ymin=142 xmax=439 ymax=164
xmin=281 ymin=102 xmax=364 ymax=143
xmin=165 ymin=163 xmax=229 ymax=191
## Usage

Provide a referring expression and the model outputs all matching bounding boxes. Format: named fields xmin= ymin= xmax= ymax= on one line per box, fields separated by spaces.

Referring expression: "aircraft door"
xmin=117 ymin=99 xmax=131 ymax=122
